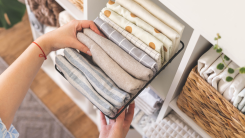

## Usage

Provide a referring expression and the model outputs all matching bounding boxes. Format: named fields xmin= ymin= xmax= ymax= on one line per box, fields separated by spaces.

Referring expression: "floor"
xmin=0 ymin=13 xmax=99 ymax=138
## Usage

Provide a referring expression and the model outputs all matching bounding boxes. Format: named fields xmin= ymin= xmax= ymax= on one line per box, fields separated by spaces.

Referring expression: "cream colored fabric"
xmin=116 ymin=0 xmax=180 ymax=57
xmin=101 ymin=7 xmax=165 ymax=63
xmin=106 ymin=2 xmax=172 ymax=62
xmin=134 ymin=0 xmax=185 ymax=36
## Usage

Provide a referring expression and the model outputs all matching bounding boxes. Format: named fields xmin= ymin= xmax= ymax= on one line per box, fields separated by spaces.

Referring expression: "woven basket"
xmin=68 ymin=0 xmax=83 ymax=12
xmin=177 ymin=66 xmax=245 ymax=138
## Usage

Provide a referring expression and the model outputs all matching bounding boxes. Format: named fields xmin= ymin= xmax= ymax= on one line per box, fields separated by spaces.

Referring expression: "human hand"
xmin=99 ymin=102 xmax=135 ymax=138
xmin=35 ymin=20 xmax=104 ymax=56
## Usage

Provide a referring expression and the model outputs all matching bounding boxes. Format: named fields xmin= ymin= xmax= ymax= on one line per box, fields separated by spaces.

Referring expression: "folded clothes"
xmin=64 ymin=48 xmax=131 ymax=109
xmin=59 ymin=10 xmax=75 ymax=27
xmin=83 ymin=28 xmax=154 ymax=81
xmin=94 ymin=17 xmax=158 ymax=73
xmin=106 ymin=1 xmax=172 ymax=62
xmin=233 ymin=88 xmax=245 ymax=112
xmin=228 ymin=74 xmax=245 ymax=103
xmin=212 ymin=62 xmax=239 ymax=96
xmin=135 ymin=99 xmax=154 ymax=116
xmin=101 ymin=7 xmax=165 ymax=63
xmin=99 ymin=13 xmax=162 ymax=69
xmin=138 ymin=87 xmax=163 ymax=109
xmin=198 ymin=47 xmax=221 ymax=78
xmin=203 ymin=54 xmax=232 ymax=84
xmin=77 ymin=32 xmax=146 ymax=94
xmin=116 ymin=0 xmax=180 ymax=57
xmin=55 ymin=55 xmax=117 ymax=117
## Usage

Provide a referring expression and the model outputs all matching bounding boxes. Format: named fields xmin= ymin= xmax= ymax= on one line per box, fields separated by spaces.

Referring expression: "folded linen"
xmin=233 ymin=88 xmax=245 ymax=112
xmin=106 ymin=1 xmax=173 ymax=62
xmin=203 ymin=54 xmax=232 ymax=84
xmin=228 ymin=74 xmax=245 ymax=103
xmin=55 ymin=55 xmax=117 ymax=117
xmin=136 ymin=97 xmax=155 ymax=112
xmin=94 ymin=17 xmax=158 ymax=73
xmin=212 ymin=62 xmax=239 ymax=95
xmin=99 ymin=13 xmax=162 ymax=69
xmin=77 ymin=32 xmax=146 ymax=94
xmin=64 ymin=48 xmax=131 ymax=109
xmin=138 ymin=87 xmax=163 ymax=109
xmin=116 ymin=0 xmax=180 ymax=57
xmin=83 ymin=28 xmax=154 ymax=81
xmin=59 ymin=10 xmax=75 ymax=26
xmin=101 ymin=7 xmax=165 ymax=63
xmin=135 ymin=99 xmax=154 ymax=116
xmin=198 ymin=47 xmax=221 ymax=78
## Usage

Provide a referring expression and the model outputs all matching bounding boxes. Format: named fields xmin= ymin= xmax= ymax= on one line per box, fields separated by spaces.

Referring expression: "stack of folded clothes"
xmin=55 ymin=0 xmax=184 ymax=117
xmin=198 ymin=47 xmax=245 ymax=113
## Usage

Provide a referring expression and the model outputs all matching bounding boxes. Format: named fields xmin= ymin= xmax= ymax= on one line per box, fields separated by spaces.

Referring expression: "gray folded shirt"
xmin=94 ymin=17 xmax=158 ymax=74
xmin=77 ymin=32 xmax=146 ymax=94
xmin=83 ymin=28 xmax=154 ymax=81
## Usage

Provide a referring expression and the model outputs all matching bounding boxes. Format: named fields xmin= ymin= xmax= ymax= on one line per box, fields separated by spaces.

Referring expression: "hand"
xmin=99 ymin=102 xmax=135 ymax=138
xmin=35 ymin=20 xmax=104 ymax=56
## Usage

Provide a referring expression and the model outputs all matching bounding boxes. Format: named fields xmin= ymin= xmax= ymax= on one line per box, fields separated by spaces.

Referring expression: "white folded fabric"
xmin=198 ymin=47 xmax=221 ymax=78
xmin=134 ymin=0 xmax=185 ymax=37
xmin=138 ymin=87 xmax=163 ymax=109
xmin=59 ymin=10 xmax=75 ymax=26
xmin=116 ymin=0 xmax=180 ymax=57
xmin=233 ymin=88 xmax=245 ymax=112
xmin=203 ymin=54 xmax=232 ymax=84
xmin=101 ymin=7 xmax=165 ymax=63
xmin=135 ymin=98 xmax=155 ymax=115
xmin=228 ymin=74 xmax=245 ymax=103
xmin=212 ymin=62 xmax=239 ymax=95
xmin=106 ymin=2 xmax=173 ymax=62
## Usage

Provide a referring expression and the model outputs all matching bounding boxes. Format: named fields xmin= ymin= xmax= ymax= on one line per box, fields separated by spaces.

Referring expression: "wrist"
xmin=34 ymin=35 xmax=53 ymax=56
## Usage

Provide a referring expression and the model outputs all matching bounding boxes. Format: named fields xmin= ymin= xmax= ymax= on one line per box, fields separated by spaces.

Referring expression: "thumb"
xmin=73 ymin=40 xmax=92 ymax=56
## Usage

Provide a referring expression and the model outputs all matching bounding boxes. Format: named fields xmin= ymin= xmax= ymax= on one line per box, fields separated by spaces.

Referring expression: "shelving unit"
xmin=26 ymin=0 xmax=245 ymax=137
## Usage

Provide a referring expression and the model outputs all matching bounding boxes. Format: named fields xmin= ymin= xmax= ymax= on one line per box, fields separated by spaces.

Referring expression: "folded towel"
xmin=55 ymin=55 xmax=117 ymax=117
xmin=212 ymin=62 xmax=239 ymax=96
xmin=106 ymin=1 xmax=173 ymax=62
xmin=116 ymin=0 xmax=180 ymax=57
xmin=233 ymin=88 xmax=245 ymax=112
xmin=228 ymin=74 xmax=245 ymax=103
xmin=101 ymin=7 xmax=165 ymax=63
xmin=135 ymin=99 xmax=154 ymax=116
xmin=64 ymin=48 xmax=131 ymax=109
xmin=83 ymin=28 xmax=153 ymax=81
xmin=138 ymin=114 xmax=155 ymax=128
xmin=59 ymin=10 xmax=75 ymax=26
xmin=143 ymin=112 xmax=201 ymax=138
xmin=198 ymin=47 xmax=221 ymax=78
xmin=138 ymin=87 xmax=163 ymax=109
xmin=99 ymin=13 xmax=162 ymax=69
xmin=203 ymin=54 xmax=232 ymax=84
xmin=94 ymin=17 xmax=158 ymax=73
xmin=77 ymin=32 xmax=146 ymax=94
xmin=134 ymin=0 xmax=185 ymax=37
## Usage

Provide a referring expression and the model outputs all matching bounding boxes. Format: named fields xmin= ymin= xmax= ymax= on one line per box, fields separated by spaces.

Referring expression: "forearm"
xmin=0 ymin=36 xmax=51 ymax=129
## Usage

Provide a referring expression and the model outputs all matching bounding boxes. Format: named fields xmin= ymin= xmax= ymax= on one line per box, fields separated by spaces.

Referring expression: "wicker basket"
xmin=177 ymin=66 xmax=245 ymax=138
xmin=69 ymin=0 xmax=83 ymax=12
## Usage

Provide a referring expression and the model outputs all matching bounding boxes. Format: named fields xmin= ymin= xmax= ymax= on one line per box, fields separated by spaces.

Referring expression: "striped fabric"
xmin=100 ymin=12 xmax=162 ymax=69
xmin=0 ymin=118 xmax=19 ymax=138
xmin=64 ymin=48 xmax=131 ymax=109
xmin=55 ymin=55 xmax=117 ymax=117
xmin=94 ymin=17 xmax=158 ymax=73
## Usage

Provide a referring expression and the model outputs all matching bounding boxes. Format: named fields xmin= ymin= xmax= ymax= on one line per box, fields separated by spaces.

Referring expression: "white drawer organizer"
xmin=25 ymin=0 xmax=245 ymax=137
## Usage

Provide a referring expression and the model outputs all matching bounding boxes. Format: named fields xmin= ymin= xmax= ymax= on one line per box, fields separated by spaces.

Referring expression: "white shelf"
xmin=170 ymin=97 xmax=211 ymax=138
xmin=55 ymin=0 xmax=84 ymax=20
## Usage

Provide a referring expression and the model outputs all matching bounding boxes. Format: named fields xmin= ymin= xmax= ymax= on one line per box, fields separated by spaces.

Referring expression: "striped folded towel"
xmin=55 ymin=55 xmax=117 ymax=117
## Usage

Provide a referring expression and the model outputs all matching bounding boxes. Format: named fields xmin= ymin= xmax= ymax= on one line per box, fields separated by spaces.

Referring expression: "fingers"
xmin=74 ymin=20 xmax=105 ymax=37
xmin=116 ymin=107 xmax=126 ymax=126
xmin=124 ymin=102 xmax=135 ymax=127
xmin=73 ymin=40 xmax=92 ymax=56
xmin=100 ymin=111 xmax=107 ymax=127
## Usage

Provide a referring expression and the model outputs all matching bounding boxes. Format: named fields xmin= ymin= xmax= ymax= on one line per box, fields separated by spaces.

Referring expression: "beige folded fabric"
xmin=77 ymin=32 xmax=146 ymax=94
xmin=116 ymin=0 xmax=180 ymax=57
xmin=134 ymin=0 xmax=185 ymax=36
xmin=101 ymin=7 xmax=165 ymax=63
xmin=84 ymin=29 xmax=154 ymax=81
xmin=106 ymin=2 xmax=172 ymax=62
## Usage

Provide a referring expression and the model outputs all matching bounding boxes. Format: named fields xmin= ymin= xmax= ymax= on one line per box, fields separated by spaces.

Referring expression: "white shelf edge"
xmin=170 ymin=97 xmax=211 ymax=138
xmin=55 ymin=0 xmax=84 ymax=20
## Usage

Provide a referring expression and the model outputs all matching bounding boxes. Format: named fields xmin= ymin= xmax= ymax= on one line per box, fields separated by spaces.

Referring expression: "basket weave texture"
xmin=177 ymin=66 xmax=245 ymax=138
xmin=68 ymin=0 xmax=83 ymax=12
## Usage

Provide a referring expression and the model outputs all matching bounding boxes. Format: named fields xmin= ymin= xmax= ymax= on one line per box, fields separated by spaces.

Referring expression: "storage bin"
xmin=177 ymin=66 xmax=245 ymax=138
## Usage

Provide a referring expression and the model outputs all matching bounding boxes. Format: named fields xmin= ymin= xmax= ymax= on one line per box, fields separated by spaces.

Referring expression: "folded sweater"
xmin=77 ymin=32 xmax=146 ymax=94
xmin=233 ymin=88 xmax=245 ymax=112
xmin=228 ymin=74 xmax=245 ymax=103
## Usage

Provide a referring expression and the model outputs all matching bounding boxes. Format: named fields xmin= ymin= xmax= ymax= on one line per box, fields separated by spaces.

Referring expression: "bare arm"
xmin=0 ymin=20 xmax=104 ymax=129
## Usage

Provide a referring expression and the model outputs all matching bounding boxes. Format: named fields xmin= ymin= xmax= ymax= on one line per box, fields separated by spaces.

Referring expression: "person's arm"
xmin=0 ymin=20 xmax=104 ymax=129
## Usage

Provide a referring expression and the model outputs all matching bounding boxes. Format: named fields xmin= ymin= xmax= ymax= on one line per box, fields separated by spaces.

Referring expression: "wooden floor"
xmin=0 ymin=13 xmax=99 ymax=138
